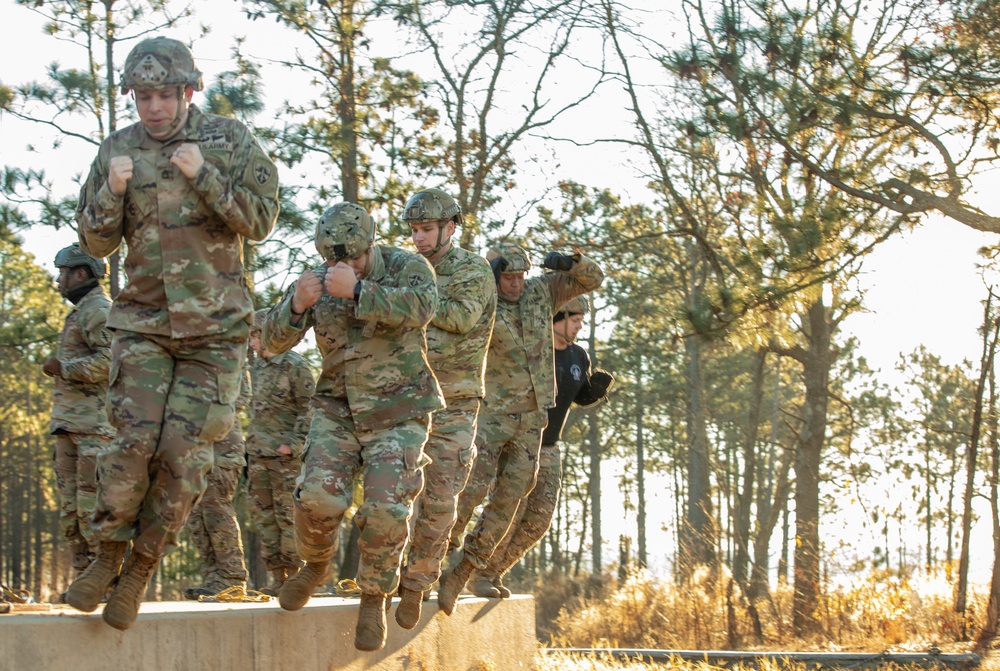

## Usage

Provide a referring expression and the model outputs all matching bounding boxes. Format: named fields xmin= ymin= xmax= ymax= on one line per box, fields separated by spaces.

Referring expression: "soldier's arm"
xmin=59 ymin=300 xmax=112 ymax=384
xmin=544 ymin=252 xmax=605 ymax=313
xmin=355 ymin=254 xmax=438 ymax=329
xmin=290 ymin=360 xmax=315 ymax=442
xmin=572 ymin=347 xmax=612 ymax=408
xmin=432 ymin=258 xmax=496 ymax=335
xmin=235 ymin=355 xmax=252 ymax=411
xmin=262 ymin=285 xmax=311 ymax=354
xmin=76 ymin=148 xmax=125 ymax=259
xmin=190 ymin=126 xmax=279 ymax=242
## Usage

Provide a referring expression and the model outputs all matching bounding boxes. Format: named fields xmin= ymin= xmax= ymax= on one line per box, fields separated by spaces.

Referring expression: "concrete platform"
xmin=0 ymin=593 xmax=536 ymax=671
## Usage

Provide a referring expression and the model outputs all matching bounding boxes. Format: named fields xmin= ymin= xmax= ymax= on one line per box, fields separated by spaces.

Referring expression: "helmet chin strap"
xmin=167 ymin=86 xmax=190 ymax=132
xmin=419 ymin=222 xmax=451 ymax=259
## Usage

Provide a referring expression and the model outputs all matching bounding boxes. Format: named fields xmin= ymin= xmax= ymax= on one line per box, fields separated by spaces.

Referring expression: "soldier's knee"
xmin=293 ymin=480 xmax=351 ymax=521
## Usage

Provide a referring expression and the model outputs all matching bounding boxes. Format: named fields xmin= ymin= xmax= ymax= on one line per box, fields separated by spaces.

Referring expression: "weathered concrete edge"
xmin=0 ymin=594 xmax=536 ymax=671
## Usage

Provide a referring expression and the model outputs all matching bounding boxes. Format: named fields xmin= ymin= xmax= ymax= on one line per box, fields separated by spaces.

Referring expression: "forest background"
xmin=4 ymin=0 xmax=1000 ymax=647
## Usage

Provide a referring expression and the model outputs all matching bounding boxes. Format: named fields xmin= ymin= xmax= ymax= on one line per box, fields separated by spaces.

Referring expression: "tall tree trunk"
xmin=636 ymin=360 xmax=647 ymax=568
xmin=680 ymin=330 xmax=716 ymax=579
xmin=338 ymin=0 xmax=360 ymax=203
xmin=588 ymin=406 xmax=602 ymax=581
xmin=957 ymin=295 xmax=998 ymax=620
xmin=790 ymin=295 xmax=832 ymax=637
xmin=976 ymin=329 xmax=1000 ymax=651
xmin=734 ymin=349 xmax=767 ymax=586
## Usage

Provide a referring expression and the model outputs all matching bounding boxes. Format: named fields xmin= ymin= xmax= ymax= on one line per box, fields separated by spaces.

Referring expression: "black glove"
xmin=542 ymin=251 xmax=576 ymax=271
xmin=589 ymin=369 xmax=615 ymax=397
xmin=490 ymin=256 xmax=509 ymax=284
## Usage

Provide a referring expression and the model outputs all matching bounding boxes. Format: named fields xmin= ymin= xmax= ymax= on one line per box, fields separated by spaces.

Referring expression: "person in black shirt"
xmin=467 ymin=295 xmax=614 ymax=597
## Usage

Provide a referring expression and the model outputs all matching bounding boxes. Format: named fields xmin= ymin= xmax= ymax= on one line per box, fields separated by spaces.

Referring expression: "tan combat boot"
xmin=355 ymin=592 xmax=388 ymax=651
xmin=494 ymin=574 xmax=512 ymax=599
xmin=278 ymin=561 xmax=330 ymax=611
xmin=64 ymin=540 xmax=127 ymax=613
xmin=394 ymin=586 xmax=424 ymax=629
xmin=260 ymin=567 xmax=287 ymax=597
xmin=68 ymin=537 xmax=94 ymax=573
xmin=468 ymin=570 xmax=501 ymax=598
xmin=436 ymin=556 xmax=474 ymax=615
xmin=102 ymin=550 xmax=159 ymax=631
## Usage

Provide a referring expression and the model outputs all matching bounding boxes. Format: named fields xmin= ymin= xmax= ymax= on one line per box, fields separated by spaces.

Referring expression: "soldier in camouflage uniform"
xmin=393 ymin=188 xmax=496 ymax=629
xmin=45 ymin=244 xmax=114 ymax=574
xmin=183 ymin=354 xmax=251 ymax=599
xmin=247 ymin=309 xmax=315 ymax=596
xmin=66 ymin=37 xmax=279 ymax=631
xmin=438 ymin=242 xmax=604 ymax=613
xmin=261 ymin=201 xmax=441 ymax=652
xmin=474 ymin=296 xmax=614 ymax=594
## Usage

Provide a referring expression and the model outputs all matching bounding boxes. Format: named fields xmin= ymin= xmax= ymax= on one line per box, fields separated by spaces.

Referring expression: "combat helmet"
xmin=485 ymin=242 xmax=530 ymax=273
xmin=402 ymin=188 xmax=462 ymax=225
xmin=558 ymin=295 xmax=589 ymax=317
xmin=250 ymin=308 xmax=269 ymax=335
xmin=120 ymin=37 xmax=204 ymax=95
xmin=54 ymin=243 xmax=108 ymax=279
xmin=315 ymin=202 xmax=376 ymax=262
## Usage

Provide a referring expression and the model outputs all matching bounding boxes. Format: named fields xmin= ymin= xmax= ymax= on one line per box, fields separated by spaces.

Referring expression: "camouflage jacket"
xmin=262 ymin=245 xmax=445 ymax=433
xmin=484 ymin=253 xmax=604 ymax=415
xmin=50 ymin=284 xmax=114 ymax=437
xmin=425 ymin=245 xmax=496 ymax=400
xmin=76 ymin=105 xmax=280 ymax=339
xmin=247 ymin=350 xmax=315 ymax=458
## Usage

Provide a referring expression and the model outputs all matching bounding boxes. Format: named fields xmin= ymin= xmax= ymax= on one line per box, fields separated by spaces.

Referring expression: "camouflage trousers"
xmin=93 ymin=325 xmax=247 ymax=559
xmin=400 ymin=398 xmax=479 ymax=592
xmin=294 ymin=404 xmax=429 ymax=595
xmin=449 ymin=408 xmax=546 ymax=570
xmin=53 ymin=432 xmax=111 ymax=559
xmin=482 ymin=440 xmax=561 ymax=578
xmin=186 ymin=465 xmax=248 ymax=588
xmin=247 ymin=454 xmax=303 ymax=571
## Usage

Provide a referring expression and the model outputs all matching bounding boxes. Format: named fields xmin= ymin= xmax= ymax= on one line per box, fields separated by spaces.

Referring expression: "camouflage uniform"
xmin=247 ymin=349 xmax=315 ymax=573
xmin=76 ymin=100 xmax=279 ymax=561
xmin=401 ymin=243 xmax=496 ymax=593
xmin=185 ymin=354 xmax=252 ymax=593
xmin=262 ymin=243 xmax=443 ymax=597
xmin=449 ymin=251 xmax=604 ymax=572
xmin=484 ymin=340 xmax=612 ymax=581
xmin=49 ymin=279 xmax=114 ymax=569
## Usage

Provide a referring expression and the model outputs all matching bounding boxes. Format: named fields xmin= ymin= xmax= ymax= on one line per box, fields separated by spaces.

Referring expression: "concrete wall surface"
xmin=0 ymin=594 xmax=536 ymax=671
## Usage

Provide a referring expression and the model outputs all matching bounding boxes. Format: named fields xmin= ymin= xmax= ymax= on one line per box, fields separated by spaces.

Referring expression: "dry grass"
xmin=534 ymin=566 xmax=988 ymax=653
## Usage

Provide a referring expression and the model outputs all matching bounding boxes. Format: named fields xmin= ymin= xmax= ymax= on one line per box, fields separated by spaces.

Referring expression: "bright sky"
xmin=2 ymin=2 xmax=998 ymax=583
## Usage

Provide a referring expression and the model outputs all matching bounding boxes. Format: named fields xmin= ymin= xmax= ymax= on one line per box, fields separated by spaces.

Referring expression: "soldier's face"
xmin=135 ymin=86 xmax=192 ymax=140
xmin=558 ymin=313 xmax=585 ymax=344
xmin=344 ymin=251 xmax=371 ymax=279
xmin=498 ymin=272 xmax=525 ymax=302
xmin=409 ymin=220 xmax=454 ymax=260
xmin=56 ymin=266 xmax=88 ymax=296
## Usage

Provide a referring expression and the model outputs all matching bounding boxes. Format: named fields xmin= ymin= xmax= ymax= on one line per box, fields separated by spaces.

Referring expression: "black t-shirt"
xmin=542 ymin=344 xmax=592 ymax=446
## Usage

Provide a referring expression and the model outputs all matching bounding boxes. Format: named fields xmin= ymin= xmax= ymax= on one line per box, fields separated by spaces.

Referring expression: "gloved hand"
xmin=589 ymin=369 xmax=615 ymax=397
xmin=542 ymin=252 xmax=576 ymax=271
xmin=42 ymin=357 xmax=62 ymax=378
xmin=489 ymin=256 xmax=509 ymax=284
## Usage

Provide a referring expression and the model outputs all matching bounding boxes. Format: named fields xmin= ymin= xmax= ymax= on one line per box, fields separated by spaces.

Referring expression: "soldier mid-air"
xmin=261 ymin=202 xmax=442 ymax=651
xmin=66 ymin=36 xmax=279 ymax=630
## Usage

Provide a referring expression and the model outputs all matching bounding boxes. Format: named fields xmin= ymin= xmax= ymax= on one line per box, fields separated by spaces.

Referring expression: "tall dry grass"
xmin=532 ymin=566 xmax=986 ymax=653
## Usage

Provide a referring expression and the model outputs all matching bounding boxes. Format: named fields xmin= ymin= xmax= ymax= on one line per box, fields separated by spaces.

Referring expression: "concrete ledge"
xmin=0 ymin=593 xmax=536 ymax=671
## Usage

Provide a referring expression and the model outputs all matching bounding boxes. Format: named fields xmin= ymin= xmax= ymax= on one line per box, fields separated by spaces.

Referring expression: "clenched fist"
xmin=42 ymin=357 xmax=62 ymax=378
xmin=291 ymin=268 xmax=325 ymax=316
xmin=169 ymin=143 xmax=205 ymax=179
xmin=107 ymin=156 xmax=134 ymax=196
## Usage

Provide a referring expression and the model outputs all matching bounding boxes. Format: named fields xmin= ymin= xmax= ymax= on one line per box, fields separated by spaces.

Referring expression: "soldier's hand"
xmin=326 ymin=263 xmax=359 ymax=299
xmin=542 ymin=252 xmax=577 ymax=271
xmin=169 ymin=143 xmax=205 ymax=179
xmin=590 ymin=369 xmax=615 ymax=396
xmin=42 ymin=357 xmax=62 ymax=378
xmin=107 ymin=156 xmax=134 ymax=196
xmin=292 ymin=269 xmax=324 ymax=314
xmin=489 ymin=256 xmax=509 ymax=284
xmin=276 ymin=444 xmax=292 ymax=456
